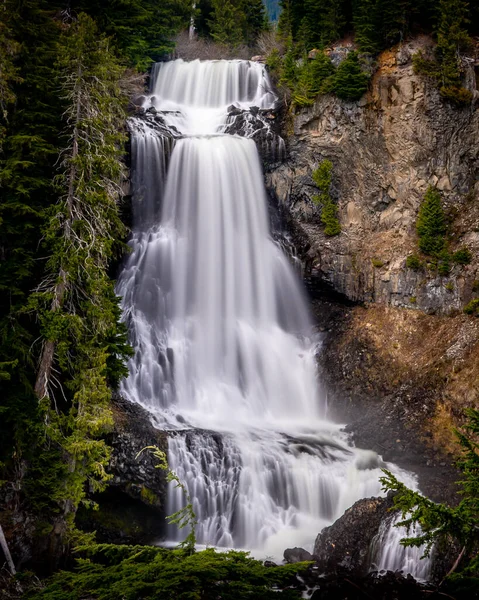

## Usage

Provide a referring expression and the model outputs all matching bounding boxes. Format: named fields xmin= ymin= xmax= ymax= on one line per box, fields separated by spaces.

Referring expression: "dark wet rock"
xmin=223 ymin=109 xmax=285 ymax=165
xmin=313 ymin=496 xmax=395 ymax=576
xmin=284 ymin=547 xmax=314 ymax=563
xmin=309 ymin=570 xmax=436 ymax=600
xmin=77 ymin=394 xmax=168 ymax=545
xmin=107 ymin=394 xmax=167 ymax=509
xmin=263 ymin=560 xmax=278 ymax=568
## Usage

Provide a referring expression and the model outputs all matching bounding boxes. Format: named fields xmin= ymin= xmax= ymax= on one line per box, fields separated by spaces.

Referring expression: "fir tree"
xmin=353 ymin=0 xmax=381 ymax=53
xmin=242 ymin=0 xmax=268 ymax=45
xmin=332 ymin=51 xmax=370 ymax=100
xmin=208 ymin=0 xmax=245 ymax=46
xmin=301 ymin=0 xmax=346 ymax=49
xmin=436 ymin=0 xmax=472 ymax=101
xmin=381 ymin=408 xmax=479 ymax=583
xmin=23 ymin=12 xmax=132 ymax=534
xmin=312 ymin=160 xmax=341 ymax=236
xmin=416 ymin=186 xmax=447 ymax=257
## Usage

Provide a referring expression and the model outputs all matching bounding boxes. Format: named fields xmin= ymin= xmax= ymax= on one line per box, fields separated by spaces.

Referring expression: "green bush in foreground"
xmin=27 ymin=545 xmax=309 ymax=600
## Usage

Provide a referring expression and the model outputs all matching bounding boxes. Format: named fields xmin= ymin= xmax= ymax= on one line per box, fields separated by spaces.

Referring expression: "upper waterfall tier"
xmin=150 ymin=59 xmax=277 ymax=109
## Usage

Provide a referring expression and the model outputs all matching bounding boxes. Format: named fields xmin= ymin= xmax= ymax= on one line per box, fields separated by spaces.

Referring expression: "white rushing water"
xmin=117 ymin=59 xmax=428 ymax=572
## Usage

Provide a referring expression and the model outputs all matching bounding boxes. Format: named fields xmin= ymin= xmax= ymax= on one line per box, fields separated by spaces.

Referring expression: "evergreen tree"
xmin=301 ymin=0 xmax=346 ymax=50
xmin=332 ymin=51 xmax=370 ymax=100
xmin=416 ymin=186 xmax=447 ymax=256
xmin=208 ymin=0 xmax=245 ymax=46
xmin=312 ymin=160 xmax=341 ymax=236
xmin=76 ymin=0 xmax=191 ymax=69
xmin=0 ymin=15 xmax=20 ymax=149
xmin=353 ymin=0 xmax=381 ymax=53
xmin=0 ymin=0 xmax=64 ymax=474
xmin=309 ymin=51 xmax=336 ymax=93
xmin=242 ymin=0 xmax=268 ymax=45
xmin=278 ymin=0 xmax=294 ymax=37
xmin=436 ymin=0 xmax=472 ymax=100
xmin=381 ymin=408 xmax=479 ymax=583
xmin=28 ymin=12 xmax=132 ymax=522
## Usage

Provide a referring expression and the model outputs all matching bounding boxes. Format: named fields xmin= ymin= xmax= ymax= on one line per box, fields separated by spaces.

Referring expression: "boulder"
xmin=313 ymin=495 xmax=395 ymax=576
xmin=283 ymin=547 xmax=314 ymax=563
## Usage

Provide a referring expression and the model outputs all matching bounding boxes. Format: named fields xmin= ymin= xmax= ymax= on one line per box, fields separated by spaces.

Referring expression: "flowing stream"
xmin=117 ymin=59 xmax=429 ymax=575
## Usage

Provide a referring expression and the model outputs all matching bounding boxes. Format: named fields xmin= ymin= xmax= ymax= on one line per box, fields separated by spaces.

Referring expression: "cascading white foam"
xmin=117 ymin=59 xmax=431 ymax=569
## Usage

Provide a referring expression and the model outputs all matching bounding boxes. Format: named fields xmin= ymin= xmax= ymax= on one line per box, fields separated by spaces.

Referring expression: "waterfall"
xmin=117 ymin=59 xmax=429 ymax=569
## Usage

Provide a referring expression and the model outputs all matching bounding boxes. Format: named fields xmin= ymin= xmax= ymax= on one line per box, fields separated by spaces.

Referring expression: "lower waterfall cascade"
xmin=117 ymin=58 xmax=430 ymax=577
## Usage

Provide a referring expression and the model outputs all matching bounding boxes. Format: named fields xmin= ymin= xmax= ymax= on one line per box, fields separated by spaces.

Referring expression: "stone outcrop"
xmin=268 ymin=36 xmax=479 ymax=315
xmin=76 ymin=395 xmax=168 ymax=545
xmin=313 ymin=496 xmax=395 ymax=577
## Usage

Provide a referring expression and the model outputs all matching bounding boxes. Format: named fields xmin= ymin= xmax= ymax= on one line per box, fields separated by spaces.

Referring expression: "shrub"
xmin=445 ymin=282 xmax=454 ymax=292
xmin=27 ymin=545 xmax=309 ymax=599
xmin=416 ymin=186 xmax=447 ymax=257
xmin=371 ymin=258 xmax=384 ymax=268
xmin=464 ymin=299 xmax=479 ymax=316
xmin=452 ymin=248 xmax=472 ymax=265
xmin=312 ymin=160 xmax=341 ymax=236
xmin=440 ymin=85 xmax=473 ymax=106
xmin=332 ymin=52 xmax=370 ymax=101
xmin=438 ymin=252 xmax=451 ymax=276
xmin=406 ymin=254 xmax=422 ymax=270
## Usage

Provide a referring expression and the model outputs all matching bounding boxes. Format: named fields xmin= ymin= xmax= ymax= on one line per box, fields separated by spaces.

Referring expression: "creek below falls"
xmin=116 ymin=58 xmax=430 ymax=579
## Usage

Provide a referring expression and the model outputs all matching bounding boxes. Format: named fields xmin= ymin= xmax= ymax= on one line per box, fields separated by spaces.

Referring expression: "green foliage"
xmin=312 ymin=160 xmax=341 ymax=236
xmin=371 ymin=258 xmax=385 ymax=268
xmin=413 ymin=0 xmax=472 ymax=105
xmin=207 ymin=0 xmax=267 ymax=47
xmin=381 ymin=408 xmax=479 ymax=575
xmin=291 ymin=51 xmax=336 ymax=105
xmin=452 ymin=248 xmax=472 ymax=265
xmin=299 ymin=0 xmax=346 ymax=50
xmin=406 ymin=254 xmax=423 ymax=270
xmin=27 ymin=545 xmax=309 ymax=600
xmin=76 ymin=0 xmax=191 ymax=69
xmin=464 ymin=299 xmax=479 ymax=316
xmin=209 ymin=0 xmax=245 ymax=46
xmin=23 ymin=13 xmax=132 ymax=517
xmin=416 ymin=186 xmax=447 ymax=257
xmin=332 ymin=52 xmax=370 ymax=101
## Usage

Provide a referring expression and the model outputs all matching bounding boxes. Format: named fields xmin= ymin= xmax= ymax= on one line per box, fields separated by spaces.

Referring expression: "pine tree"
xmin=381 ymin=408 xmax=479 ymax=581
xmin=416 ymin=186 xmax=447 ymax=256
xmin=76 ymin=0 xmax=191 ymax=69
xmin=332 ymin=51 xmax=370 ymax=100
xmin=278 ymin=0 xmax=294 ymax=38
xmin=309 ymin=51 xmax=336 ymax=93
xmin=436 ymin=0 xmax=472 ymax=101
xmin=242 ymin=0 xmax=268 ymax=45
xmin=0 ymin=0 xmax=64 ymax=476
xmin=23 ymin=12 xmax=132 ymax=537
xmin=301 ymin=0 xmax=346 ymax=50
xmin=208 ymin=0 xmax=245 ymax=46
xmin=353 ymin=0 xmax=381 ymax=53
xmin=312 ymin=160 xmax=341 ymax=236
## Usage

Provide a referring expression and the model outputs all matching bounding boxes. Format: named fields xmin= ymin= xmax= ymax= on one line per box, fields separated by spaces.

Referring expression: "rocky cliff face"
xmin=268 ymin=36 xmax=479 ymax=315
xmin=266 ymin=37 xmax=479 ymax=485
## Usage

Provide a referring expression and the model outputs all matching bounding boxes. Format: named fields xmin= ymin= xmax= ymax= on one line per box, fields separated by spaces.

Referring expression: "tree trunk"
xmin=34 ymin=269 xmax=67 ymax=400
